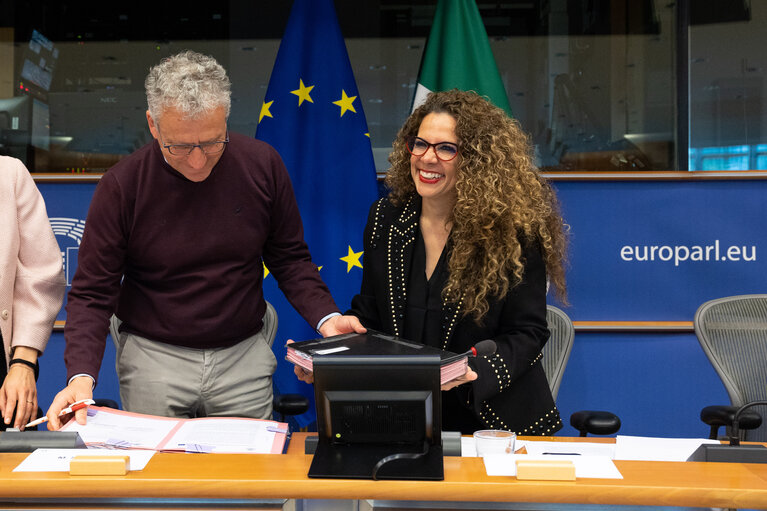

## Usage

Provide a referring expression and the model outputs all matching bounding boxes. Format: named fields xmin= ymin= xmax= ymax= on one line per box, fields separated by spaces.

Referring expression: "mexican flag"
xmin=413 ymin=0 xmax=512 ymax=117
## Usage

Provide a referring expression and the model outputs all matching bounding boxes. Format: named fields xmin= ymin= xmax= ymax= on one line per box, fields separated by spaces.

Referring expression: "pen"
xmin=23 ymin=398 xmax=95 ymax=429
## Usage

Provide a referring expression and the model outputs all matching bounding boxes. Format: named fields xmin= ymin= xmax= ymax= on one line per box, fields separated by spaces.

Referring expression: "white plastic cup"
xmin=473 ymin=429 xmax=516 ymax=456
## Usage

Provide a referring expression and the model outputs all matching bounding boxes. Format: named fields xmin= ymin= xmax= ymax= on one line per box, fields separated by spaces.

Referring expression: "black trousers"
xmin=0 ymin=331 xmax=9 ymax=431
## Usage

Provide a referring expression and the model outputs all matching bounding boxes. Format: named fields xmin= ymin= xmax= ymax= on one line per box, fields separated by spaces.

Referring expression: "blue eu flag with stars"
xmin=256 ymin=0 xmax=379 ymax=428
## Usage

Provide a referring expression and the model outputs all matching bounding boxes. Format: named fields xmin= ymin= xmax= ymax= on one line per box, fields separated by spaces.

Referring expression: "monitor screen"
xmin=0 ymin=96 xmax=32 ymax=160
xmin=322 ymin=389 xmax=434 ymax=445
xmin=0 ymin=96 xmax=31 ymax=132
xmin=20 ymin=30 xmax=58 ymax=93
xmin=309 ymin=354 xmax=444 ymax=480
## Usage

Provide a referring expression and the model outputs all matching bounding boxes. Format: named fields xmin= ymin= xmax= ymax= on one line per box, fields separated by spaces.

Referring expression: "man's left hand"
xmin=318 ymin=314 xmax=366 ymax=337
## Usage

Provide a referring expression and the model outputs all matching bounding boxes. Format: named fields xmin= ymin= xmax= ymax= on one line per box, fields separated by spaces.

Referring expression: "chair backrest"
xmin=694 ymin=294 xmax=767 ymax=441
xmin=542 ymin=305 xmax=575 ymax=400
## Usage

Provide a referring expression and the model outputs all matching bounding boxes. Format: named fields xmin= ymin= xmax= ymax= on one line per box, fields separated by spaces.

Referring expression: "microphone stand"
xmin=688 ymin=400 xmax=767 ymax=463
xmin=729 ymin=400 xmax=767 ymax=446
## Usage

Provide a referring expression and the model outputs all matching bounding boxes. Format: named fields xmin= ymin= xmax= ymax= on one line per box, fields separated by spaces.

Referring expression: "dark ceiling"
xmin=4 ymin=0 xmax=727 ymax=43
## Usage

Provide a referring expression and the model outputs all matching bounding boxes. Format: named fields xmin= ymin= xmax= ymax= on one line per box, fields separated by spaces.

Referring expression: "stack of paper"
xmin=287 ymin=330 xmax=468 ymax=385
xmin=613 ymin=435 xmax=720 ymax=461
xmin=60 ymin=407 xmax=288 ymax=454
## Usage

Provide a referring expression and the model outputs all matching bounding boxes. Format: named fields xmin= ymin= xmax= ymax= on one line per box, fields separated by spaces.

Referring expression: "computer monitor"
xmin=20 ymin=30 xmax=58 ymax=97
xmin=0 ymin=96 xmax=32 ymax=163
xmin=309 ymin=354 xmax=443 ymax=480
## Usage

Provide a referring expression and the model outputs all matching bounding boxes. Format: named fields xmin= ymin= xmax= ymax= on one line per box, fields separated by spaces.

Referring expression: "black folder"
xmin=286 ymin=330 xmax=467 ymax=385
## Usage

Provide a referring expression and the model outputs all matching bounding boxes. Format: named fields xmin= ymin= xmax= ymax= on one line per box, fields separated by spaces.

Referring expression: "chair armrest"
xmin=569 ymin=410 xmax=621 ymax=436
xmin=700 ymin=404 xmax=762 ymax=439
xmin=273 ymin=394 xmax=310 ymax=417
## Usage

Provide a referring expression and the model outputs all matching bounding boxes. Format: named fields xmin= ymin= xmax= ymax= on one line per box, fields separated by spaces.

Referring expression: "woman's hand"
xmin=293 ymin=365 xmax=314 ymax=384
xmin=441 ymin=367 xmax=478 ymax=391
xmin=0 ymin=362 xmax=39 ymax=430
xmin=286 ymin=339 xmax=314 ymax=384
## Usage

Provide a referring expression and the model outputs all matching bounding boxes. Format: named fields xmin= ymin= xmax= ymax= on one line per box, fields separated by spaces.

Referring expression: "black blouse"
xmin=0 ymin=331 xmax=8 ymax=432
xmin=0 ymin=330 xmax=5 ymax=380
xmin=403 ymin=229 xmax=484 ymax=434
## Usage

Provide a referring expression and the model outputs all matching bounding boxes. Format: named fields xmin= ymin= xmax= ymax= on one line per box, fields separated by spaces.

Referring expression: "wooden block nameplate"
xmin=70 ymin=455 xmax=130 ymax=476
xmin=516 ymin=459 xmax=576 ymax=481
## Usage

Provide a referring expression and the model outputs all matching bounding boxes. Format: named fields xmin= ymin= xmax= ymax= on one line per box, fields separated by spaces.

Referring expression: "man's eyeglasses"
xmin=162 ymin=133 xmax=230 ymax=156
xmin=405 ymin=136 xmax=459 ymax=162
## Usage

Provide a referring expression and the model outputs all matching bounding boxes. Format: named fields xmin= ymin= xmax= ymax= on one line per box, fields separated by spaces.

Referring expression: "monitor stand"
xmin=308 ymin=440 xmax=444 ymax=480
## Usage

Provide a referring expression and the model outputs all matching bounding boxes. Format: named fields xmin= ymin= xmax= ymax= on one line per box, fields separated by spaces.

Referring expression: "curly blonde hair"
xmin=385 ymin=89 xmax=568 ymax=320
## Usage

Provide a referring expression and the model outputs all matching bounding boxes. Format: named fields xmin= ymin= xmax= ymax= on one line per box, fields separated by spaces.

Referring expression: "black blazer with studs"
xmin=348 ymin=196 xmax=563 ymax=435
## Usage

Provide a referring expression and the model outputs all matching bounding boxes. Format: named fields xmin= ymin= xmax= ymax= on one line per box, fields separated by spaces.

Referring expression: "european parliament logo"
xmin=50 ymin=217 xmax=86 ymax=286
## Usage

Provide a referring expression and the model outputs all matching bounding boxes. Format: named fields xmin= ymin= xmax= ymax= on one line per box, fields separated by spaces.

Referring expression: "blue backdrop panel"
xmin=553 ymin=179 xmax=767 ymax=321
xmin=36 ymin=182 xmax=94 ymax=322
xmin=555 ymin=331 xmax=729 ymax=438
xmin=38 ymin=332 xmax=121 ymax=411
xmin=34 ymin=177 xmax=762 ymax=436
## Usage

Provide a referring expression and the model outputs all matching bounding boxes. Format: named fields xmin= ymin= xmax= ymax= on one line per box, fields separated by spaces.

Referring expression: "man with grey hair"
xmin=46 ymin=51 xmax=364 ymax=428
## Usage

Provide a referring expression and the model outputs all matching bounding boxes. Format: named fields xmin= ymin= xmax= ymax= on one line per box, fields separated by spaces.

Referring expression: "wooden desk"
xmin=1 ymin=434 xmax=765 ymax=509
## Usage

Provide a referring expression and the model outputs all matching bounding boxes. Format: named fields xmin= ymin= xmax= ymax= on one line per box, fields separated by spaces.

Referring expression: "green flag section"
xmin=413 ymin=0 xmax=512 ymax=116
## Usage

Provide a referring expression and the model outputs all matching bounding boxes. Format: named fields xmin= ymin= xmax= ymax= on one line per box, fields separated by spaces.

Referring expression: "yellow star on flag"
xmin=332 ymin=90 xmax=357 ymax=117
xmin=291 ymin=79 xmax=315 ymax=106
xmin=259 ymin=100 xmax=274 ymax=123
xmin=263 ymin=262 xmax=270 ymax=278
xmin=340 ymin=245 xmax=363 ymax=273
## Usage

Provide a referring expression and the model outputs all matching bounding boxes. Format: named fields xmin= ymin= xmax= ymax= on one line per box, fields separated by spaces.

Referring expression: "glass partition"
xmin=0 ymin=0 xmax=764 ymax=173
xmin=689 ymin=1 xmax=766 ymax=170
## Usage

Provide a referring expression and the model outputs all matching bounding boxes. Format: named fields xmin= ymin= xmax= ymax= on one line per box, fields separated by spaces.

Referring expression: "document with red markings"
xmin=60 ymin=406 xmax=288 ymax=453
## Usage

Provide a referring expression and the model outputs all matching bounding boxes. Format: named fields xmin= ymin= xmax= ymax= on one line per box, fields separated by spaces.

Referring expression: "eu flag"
xmin=255 ymin=0 xmax=379 ymax=428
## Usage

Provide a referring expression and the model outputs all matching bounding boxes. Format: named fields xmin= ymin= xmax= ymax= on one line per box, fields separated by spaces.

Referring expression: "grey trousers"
xmin=112 ymin=323 xmax=277 ymax=420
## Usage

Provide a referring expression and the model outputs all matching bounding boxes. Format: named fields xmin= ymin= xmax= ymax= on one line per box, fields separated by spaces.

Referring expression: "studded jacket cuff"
xmin=469 ymin=352 xmax=512 ymax=414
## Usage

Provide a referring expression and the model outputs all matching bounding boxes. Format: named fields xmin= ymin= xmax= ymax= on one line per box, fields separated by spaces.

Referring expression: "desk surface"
xmin=1 ymin=434 xmax=766 ymax=509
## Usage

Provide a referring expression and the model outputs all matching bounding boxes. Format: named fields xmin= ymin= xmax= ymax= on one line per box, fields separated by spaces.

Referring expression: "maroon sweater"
xmin=64 ymin=133 xmax=338 ymax=382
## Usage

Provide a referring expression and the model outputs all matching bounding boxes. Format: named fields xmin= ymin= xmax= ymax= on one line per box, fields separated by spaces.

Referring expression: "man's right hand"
xmin=46 ymin=377 xmax=94 ymax=430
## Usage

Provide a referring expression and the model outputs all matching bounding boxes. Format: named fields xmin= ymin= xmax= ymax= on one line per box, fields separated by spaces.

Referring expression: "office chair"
xmin=108 ymin=302 xmax=309 ymax=422
xmin=543 ymin=305 xmax=621 ymax=436
xmin=693 ymin=295 xmax=766 ymax=441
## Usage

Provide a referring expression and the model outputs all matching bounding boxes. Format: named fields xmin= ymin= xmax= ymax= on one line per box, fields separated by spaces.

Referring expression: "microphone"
xmin=730 ymin=400 xmax=767 ymax=446
xmin=466 ymin=339 xmax=497 ymax=358
xmin=688 ymin=400 xmax=767 ymax=463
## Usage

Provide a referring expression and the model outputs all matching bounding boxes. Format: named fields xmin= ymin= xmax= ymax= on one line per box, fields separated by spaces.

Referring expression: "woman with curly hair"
xmin=348 ymin=89 xmax=568 ymax=435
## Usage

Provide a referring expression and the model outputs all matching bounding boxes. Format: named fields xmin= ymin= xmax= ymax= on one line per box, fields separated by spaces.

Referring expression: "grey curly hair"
xmin=145 ymin=50 xmax=231 ymax=121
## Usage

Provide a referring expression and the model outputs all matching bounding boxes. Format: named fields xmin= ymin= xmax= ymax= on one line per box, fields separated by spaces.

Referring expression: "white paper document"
xmin=613 ymin=435 xmax=720 ymax=462
xmin=60 ymin=406 xmax=288 ymax=453
xmin=62 ymin=408 xmax=178 ymax=449
xmin=164 ymin=419 xmax=285 ymax=453
xmin=13 ymin=448 xmax=155 ymax=472
xmin=523 ymin=440 xmax=616 ymax=458
xmin=461 ymin=436 xmax=531 ymax=457
xmin=482 ymin=453 xmax=623 ymax=479
xmin=461 ymin=438 xmax=615 ymax=458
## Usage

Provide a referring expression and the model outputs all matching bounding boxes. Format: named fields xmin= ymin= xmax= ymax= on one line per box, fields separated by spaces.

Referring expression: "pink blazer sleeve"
xmin=0 ymin=156 xmax=66 ymax=365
